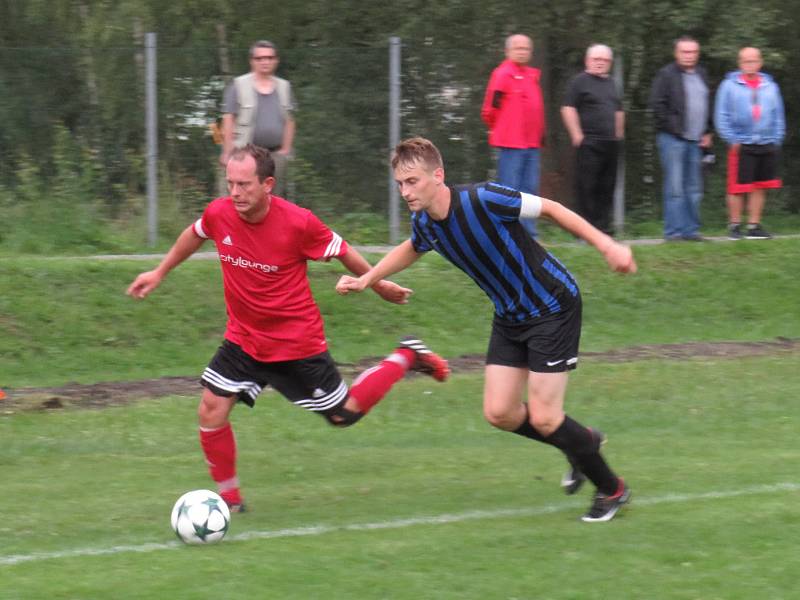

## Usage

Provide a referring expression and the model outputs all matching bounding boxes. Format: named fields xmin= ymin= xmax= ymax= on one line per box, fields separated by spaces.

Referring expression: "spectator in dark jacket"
xmin=649 ymin=37 xmax=713 ymax=241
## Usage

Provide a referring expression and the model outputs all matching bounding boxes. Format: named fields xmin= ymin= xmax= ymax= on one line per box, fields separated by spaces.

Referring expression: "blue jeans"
xmin=656 ymin=133 xmax=703 ymax=238
xmin=496 ymin=147 xmax=540 ymax=237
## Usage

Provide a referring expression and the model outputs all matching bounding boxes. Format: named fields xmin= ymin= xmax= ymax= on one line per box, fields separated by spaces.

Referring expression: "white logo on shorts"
xmin=312 ymin=388 xmax=326 ymax=398
xmin=546 ymin=359 xmax=565 ymax=367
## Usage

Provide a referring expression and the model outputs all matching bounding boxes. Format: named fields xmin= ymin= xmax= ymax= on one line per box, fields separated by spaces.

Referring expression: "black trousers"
xmin=575 ymin=138 xmax=619 ymax=235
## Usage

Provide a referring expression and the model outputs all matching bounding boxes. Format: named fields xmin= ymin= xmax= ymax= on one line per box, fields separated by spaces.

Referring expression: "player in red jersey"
xmin=127 ymin=144 xmax=449 ymax=511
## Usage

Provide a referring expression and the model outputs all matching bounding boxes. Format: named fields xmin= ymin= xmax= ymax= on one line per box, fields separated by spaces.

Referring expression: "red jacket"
xmin=481 ymin=59 xmax=545 ymax=148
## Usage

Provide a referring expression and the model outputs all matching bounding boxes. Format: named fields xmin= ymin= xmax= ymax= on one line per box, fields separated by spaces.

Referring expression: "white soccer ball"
xmin=170 ymin=489 xmax=231 ymax=545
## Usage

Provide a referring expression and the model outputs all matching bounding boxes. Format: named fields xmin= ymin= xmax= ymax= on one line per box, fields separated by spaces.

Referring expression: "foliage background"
xmin=1 ymin=0 xmax=799 ymax=251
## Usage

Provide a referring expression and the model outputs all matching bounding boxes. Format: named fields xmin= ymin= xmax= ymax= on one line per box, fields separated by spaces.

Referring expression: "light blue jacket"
xmin=714 ymin=71 xmax=785 ymax=145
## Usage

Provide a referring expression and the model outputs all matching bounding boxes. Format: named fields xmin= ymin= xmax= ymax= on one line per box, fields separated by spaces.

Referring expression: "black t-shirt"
xmin=562 ymin=72 xmax=622 ymax=140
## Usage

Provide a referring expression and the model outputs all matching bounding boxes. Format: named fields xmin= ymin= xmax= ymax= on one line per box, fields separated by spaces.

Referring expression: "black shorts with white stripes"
xmin=201 ymin=340 xmax=349 ymax=414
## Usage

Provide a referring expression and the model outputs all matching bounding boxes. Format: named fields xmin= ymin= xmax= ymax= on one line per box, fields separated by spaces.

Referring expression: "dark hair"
xmin=391 ymin=137 xmax=444 ymax=171
xmin=249 ymin=40 xmax=278 ymax=58
xmin=230 ymin=144 xmax=275 ymax=182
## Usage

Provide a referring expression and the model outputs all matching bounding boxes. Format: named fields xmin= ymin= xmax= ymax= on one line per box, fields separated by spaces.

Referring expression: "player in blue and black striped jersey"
xmin=337 ymin=137 xmax=637 ymax=522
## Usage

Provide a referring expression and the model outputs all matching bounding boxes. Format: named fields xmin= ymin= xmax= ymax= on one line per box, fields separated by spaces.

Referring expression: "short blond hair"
xmin=391 ymin=137 xmax=443 ymax=171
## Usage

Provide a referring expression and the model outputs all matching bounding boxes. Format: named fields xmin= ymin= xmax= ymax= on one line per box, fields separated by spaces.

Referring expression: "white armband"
xmin=519 ymin=193 xmax=542 ymax=219
xmin=193 ymin=218 xmax=209 ymax=239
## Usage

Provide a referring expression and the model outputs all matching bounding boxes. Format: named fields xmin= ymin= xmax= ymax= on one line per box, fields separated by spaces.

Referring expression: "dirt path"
xmin=2 ymin=338 xmax=798 ymax=414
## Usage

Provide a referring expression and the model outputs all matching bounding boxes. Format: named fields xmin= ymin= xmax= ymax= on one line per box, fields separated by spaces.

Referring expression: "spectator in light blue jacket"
xmin=714 ymin=47 xmax=785 ymax=239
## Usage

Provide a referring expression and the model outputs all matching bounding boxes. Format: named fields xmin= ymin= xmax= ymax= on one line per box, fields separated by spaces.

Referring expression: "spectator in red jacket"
xmin=482 ymin=34 xmax=546 ymax=237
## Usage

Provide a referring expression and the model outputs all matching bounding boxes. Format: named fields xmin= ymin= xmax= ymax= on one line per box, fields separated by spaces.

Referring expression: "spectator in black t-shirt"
xmin=561 ymin=44 xmax=624 ymax=235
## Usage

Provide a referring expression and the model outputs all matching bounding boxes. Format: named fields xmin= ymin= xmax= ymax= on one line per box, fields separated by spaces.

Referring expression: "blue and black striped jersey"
xmin=410 ymin=182 xmax=579 ymax=323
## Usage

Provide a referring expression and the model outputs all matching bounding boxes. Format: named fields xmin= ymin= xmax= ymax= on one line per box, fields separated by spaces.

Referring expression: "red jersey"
xmin=481 ymin=59 xmax=545 ymax=149
xmin=193 ymin=195 xmax=348 ymax=362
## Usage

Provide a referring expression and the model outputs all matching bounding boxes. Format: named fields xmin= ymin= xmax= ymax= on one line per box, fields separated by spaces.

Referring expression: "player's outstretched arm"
xmin=127 ymin=225 xmax=206 ymax=299
xmin=539 ymin=199 xmax=637 ymax=274
xmin=335 ymin=244 xmax=413 ymax=304
xmin=337 ymin=240 xmax=422 ymax=296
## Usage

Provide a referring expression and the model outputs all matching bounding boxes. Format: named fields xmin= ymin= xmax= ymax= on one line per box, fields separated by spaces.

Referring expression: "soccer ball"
xmin=170 ymin=489 xmax=231 ymax=545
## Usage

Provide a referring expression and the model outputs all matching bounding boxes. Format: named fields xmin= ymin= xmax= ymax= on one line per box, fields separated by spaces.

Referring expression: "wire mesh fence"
xmin=0 ymin=41 xmax=796 ymax=253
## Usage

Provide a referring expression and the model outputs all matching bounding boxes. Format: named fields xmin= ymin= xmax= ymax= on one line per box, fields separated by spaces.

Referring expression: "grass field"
xmin=2 ymin=360 xmax=799 ymax=599
xmin=1 ymin=239 xmax=799 ymax=598
xmin=1 ymin=238 xmax=799 ymax=387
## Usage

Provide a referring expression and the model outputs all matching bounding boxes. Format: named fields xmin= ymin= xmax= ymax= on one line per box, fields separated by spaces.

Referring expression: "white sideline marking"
xmin=2 ymin=482 xmax=798 ymax=567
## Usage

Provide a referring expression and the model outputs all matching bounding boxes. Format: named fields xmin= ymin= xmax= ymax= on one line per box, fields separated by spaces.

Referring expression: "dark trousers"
xmin=575 ymin=139 xmax=619 ymax=234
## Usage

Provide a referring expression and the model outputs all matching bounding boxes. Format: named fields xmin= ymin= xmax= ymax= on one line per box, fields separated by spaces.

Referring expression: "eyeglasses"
xmin=252 ymin=55 xmax=277 ymax=61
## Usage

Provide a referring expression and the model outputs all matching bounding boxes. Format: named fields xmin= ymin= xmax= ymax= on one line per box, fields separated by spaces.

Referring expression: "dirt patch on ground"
xmin=2 ymin=338 xmax=798 ymax=414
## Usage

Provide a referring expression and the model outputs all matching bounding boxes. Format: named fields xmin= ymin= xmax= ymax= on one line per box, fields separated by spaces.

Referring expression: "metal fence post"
xmin=145 ymin=32 xmax=158 ymax=247
xmin=613 ymin=51 xmax=625 ymax=235
xmin=388 ymin=37 xmax=401 ymax=244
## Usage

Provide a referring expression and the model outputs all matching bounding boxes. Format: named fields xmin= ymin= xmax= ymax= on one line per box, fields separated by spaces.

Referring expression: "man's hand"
xmin=601 ymin=242 xmax=637 ymax=274
xmin=336 ymin=275 xmax=368 ymax=295
xmin=127 ymin=270 xmax=164 ymax=299
xmin=371 ymin=280 xmax=413 ymax=305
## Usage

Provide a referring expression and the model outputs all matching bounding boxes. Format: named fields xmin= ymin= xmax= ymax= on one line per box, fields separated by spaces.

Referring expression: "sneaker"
xmin=727 ymin=223 xmax=742 ymax=240
xmin=220 ymin=490 xmax=245 ymax=512
xmin=581 ymin=479 xmax=631 ymax=522
xmin=561 ymin=428 xmax=607 ymax=495
xmin=745 ymin=224 xmax=772 ymax=239
xmin=681 ymin=233 xmax=705 ymax=242
xmin=399 ymin=336 xmax=450 ymax=382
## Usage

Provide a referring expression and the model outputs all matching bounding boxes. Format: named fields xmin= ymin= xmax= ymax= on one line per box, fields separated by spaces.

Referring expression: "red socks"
xmin=348 ymin=349 xmax=414 ymax=414
xmin=199 ymin=422 xmax=241 ymax=505
xmin=197 ymin=348 xmax=416 ymax=504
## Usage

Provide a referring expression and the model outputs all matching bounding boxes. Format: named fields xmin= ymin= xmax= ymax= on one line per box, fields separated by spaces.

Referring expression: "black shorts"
xmin=201 ymin=340 xmax=348 ymax=414
xmin=486 ymin=296 xmax=582 ymax=373
xmin=727 ymin=144 xmax=782 ymax=194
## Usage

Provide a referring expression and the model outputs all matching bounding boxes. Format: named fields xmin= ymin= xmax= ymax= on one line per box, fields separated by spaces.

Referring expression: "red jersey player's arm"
xmin=336 ymin=244 xmax=376 ymax=277
xmin=335 ymin=243 xmax=417 ymax=304
xmin=127 ymin=225 xmax=207 ymax=299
